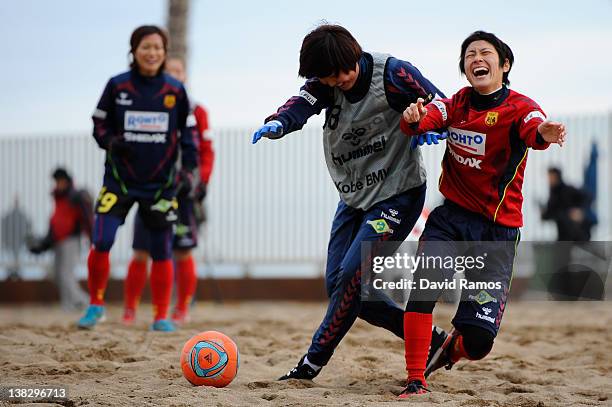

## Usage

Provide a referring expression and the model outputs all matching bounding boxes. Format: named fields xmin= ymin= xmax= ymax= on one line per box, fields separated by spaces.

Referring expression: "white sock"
xmin=303 ymin=356 xmax=321 ymax=371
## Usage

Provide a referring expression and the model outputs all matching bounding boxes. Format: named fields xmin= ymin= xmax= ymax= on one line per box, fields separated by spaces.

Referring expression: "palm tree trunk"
xmin=166 ymin=0 xmax=190 ymax=64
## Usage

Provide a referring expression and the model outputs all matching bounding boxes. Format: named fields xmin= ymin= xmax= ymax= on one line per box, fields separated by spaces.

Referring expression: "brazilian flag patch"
xmin=473 ymin=290 xmax=497 ymax=305
xmin=366 ymin=219 xmax=393 ymax=234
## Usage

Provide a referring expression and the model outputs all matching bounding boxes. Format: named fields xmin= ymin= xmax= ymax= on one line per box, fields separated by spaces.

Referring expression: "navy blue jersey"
xmin=92 ymin=69 xmax=198 ymax=194
xmin=265 ymin=52 xmax=445 ymax=133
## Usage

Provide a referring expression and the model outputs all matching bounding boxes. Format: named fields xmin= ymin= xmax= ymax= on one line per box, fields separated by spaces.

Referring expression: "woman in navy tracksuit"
xmin=78 ymin=25 xmax=198 ymax=332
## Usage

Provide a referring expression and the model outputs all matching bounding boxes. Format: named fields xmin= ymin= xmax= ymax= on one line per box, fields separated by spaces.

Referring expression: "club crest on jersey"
xmin=485 ymin=111 xmax=499 ymax=127
xmin=164 ymin=94 xmax=176 ymax=109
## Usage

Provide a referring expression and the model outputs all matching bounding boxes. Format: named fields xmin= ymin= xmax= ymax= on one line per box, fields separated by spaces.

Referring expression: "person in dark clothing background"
xmin=541 ymin=167 xmax=592 ymax=242
xmin=1 ymin=196 xmax=32 ymax=280
xmin=28 ymin=167 xmax=93 ymax=310
xmin=541 ymin=167 xmax=599 ymax=300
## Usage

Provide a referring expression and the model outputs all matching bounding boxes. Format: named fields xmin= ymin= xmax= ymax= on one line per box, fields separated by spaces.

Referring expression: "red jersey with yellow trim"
xmin=400 ymin=86 xmax=550 ymax=227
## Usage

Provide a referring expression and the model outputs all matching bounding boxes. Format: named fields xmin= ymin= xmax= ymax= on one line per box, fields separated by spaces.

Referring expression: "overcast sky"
xmin=1 ymin=0 xmax=611 ymax=136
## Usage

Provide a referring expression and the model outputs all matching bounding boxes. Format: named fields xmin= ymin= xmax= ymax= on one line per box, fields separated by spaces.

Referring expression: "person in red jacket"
xmin=28 ymin=168 xmax=93 ymax=311
xmin=397 ymin=31 xmax=566 ymax=397
xmin=122 ymin=57 xmax=214 ymax=325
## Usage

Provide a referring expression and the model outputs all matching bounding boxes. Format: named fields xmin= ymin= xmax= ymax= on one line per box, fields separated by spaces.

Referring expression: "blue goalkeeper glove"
xmin=252 ymin=120 xmax=283 ymax=144
xmin=410 ymin=131 xmax=448 ymax=150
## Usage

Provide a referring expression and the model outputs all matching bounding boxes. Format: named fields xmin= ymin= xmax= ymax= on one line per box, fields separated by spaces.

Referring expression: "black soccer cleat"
xmin=278 ymin=355 xmax=321 ymax=380
xmin=398 ymin=379 xmax=430 ymax=398
xmin=425 ymin=327 xmax=457 ymax=378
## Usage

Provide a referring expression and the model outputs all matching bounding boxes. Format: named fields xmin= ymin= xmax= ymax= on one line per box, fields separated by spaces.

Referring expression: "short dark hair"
xmin=129 ymin=25 xmax=169 ymax=74
xmin=459 ymin=31 xmax=514 ymax=86
xmin=548 ymin=167 xmax=562 ymax=178
xmin=298 ymin=24 xmax=362 ymax=79
xmin=52 ymin=167 xmax=72 ymax=183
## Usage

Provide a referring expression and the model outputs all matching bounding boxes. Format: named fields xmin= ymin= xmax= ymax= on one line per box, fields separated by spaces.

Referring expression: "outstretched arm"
xmin=537 ymin=121 xmax=566 ymax=146
xmin=518 ymin=102 xmax=565 ymax=150
xmin=252 ymin=79 xmax=334 ymax=144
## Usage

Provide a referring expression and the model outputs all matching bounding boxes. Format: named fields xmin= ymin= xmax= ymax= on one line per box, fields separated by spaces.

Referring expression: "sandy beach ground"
xmin=1 ymin=301 xmax=611 ymax=406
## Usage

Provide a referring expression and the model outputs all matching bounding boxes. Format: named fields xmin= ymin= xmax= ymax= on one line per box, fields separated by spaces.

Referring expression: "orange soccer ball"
xmin=180 ymin=331 xmax=240 ymax=387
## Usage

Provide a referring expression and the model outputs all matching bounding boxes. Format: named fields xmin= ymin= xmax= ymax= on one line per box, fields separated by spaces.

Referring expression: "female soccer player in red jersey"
xmin=398 ymin=31 xmax=566 ymax=397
